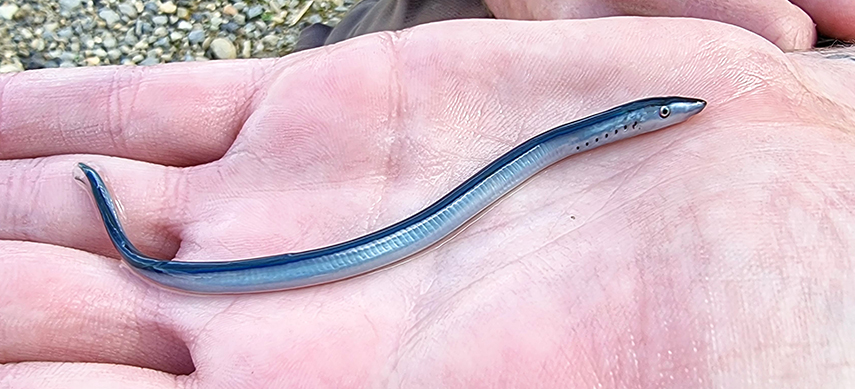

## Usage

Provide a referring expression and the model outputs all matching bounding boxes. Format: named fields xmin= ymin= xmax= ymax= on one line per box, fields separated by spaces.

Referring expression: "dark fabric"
xmin=295 ymin=0 xmax=492 ymax=51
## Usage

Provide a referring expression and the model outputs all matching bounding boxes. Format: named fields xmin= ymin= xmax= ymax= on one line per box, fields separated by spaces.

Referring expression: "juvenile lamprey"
xmin=78 ymin=96 xmax=706 ymax=294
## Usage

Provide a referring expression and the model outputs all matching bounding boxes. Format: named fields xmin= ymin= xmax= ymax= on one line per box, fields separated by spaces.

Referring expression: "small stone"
xmin=153 ymin=26 xmax=167 ymax=37
xmin=140 ymin=57 xmax=159 ymax=66
xmin=17 ymin=3 xmax=32 ymax=17
xmin=30 ymin=38 xmax=46 ymax=51
xmin=221 ymin=21 xmax=239 ymax=33
xmin=187 ymin=29 xmax=205 ymax=43
xmin=59 ymin=61 xmax=77 ymax=68
xmin=143 ymin=1 xmax=158 ymax=13
xmin=98 ymin=9 xmax=121 ymax=25
xmin=135 ymin=20 xmax=153 ymax=35
xmin=59 ymin=51 xmax=77 ymax=62
xmin=223 ymin=4 xmax=237 ymax=16
xmin=209 ymin=16 xmax=222 ymax=28
xmin=85 ymin=57 xmax=101 ymax=66
xmin=261 ymin=35 xmax=278 ymax=47
xmin=246 ymin=5 xmax=263 ymax=19
xmin=124 ymin=32 xmax=139 ymax=45
xmin=240 ymin=40 xmax=251 ymax=58
xmin=59 ymin=0 xmax=82 ymax=11
xmin=176 ymin=7 xmax=188 ymax=18
xmin=159 ymin=1 xmax=177 ymax=14
xmin=233 ymin=14 xmax=246 ymax=25
xmin=169 ymin=31 xmax=183 ymax=41
xmin=107 ymin=49 xmax=122 ymax=60
xmin=306 ymin=14 xmax=322 ymax=24
xmin=155 ymin=37 xmax=169 ymax=46
xmin=55 ymin=27 xmax=73 ymax=41
xmin=24 ymin=56 xmax=47 ymax=69
xmin=152 ymin=15 xmax=168 ymax=25
xmin=93 ymin=48 xmax=108 ymax=57
xmin=233 ymin=2 xmax=246 ymax=11
xmin=0 ymin=3 xmax=18 ymax=20
xmin=177 ymin=20 xmax=192 ymax=30
xmin=209 ymin=37 xmax=236 ymax=59
xmin=102 ymin=35 xmax=118 ymax=48
xmin=131 ymin=54 xmax=144 ymax=63
xmin=0 ymin=63 xmax=24 ymax=73
xmin=118 ymin=3 xmax=138 ymax=18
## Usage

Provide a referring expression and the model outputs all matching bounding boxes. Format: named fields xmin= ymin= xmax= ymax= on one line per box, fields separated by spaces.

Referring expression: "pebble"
xmin=241 ymin=40 xmax=251 ymax=58
xmin=0 ymin=4 xmax=19 ymax=20
xmin=187 ymin=29 xmax=205 ymax=43
xmin=223 ymin=4 xmax=237 ymax=16
xmin=102 ymin=35 xmax=118 ymax=48
xmin=209 ymin=37 xmax=235 ymax=59
xmin=159 ymin=1 xmax=177 ymax=14
xmin=118 ymin=3 xmax=138 ymax=18
xmin=177 ymin=20 xmax=192 ymax=30
xmin=30 ymin=38 xmax=45 ymax=51
xmin=152 ymin=15 xmax=168 ymax=25
xmin=221 ymin=21 xmax=239 ymax=33
xmin=143 ymin=2 xmax=158 ymax=13
xmin=98 ymin=9 xmax=121 ymax=25
xmin=246 ymin=5 xmax=263 ymax=19
xmin=0 ymin=63 xmax=23 ymax=73
xmin=59 ymin=0 xmax=82 ymax=12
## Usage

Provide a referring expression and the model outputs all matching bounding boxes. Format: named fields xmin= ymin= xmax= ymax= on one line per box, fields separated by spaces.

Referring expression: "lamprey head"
xmin=629 ymin=96 xmax=706 ymax=134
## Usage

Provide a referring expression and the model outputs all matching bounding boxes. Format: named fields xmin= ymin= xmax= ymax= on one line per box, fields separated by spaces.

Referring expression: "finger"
xmin=0 ymin=362 xmax=181 ymax=389
xmin=0 ymin=59 xmax=275 ymax=166
xmin=0 ymin=156 xmax=182 ymax=262
xmin=0 ymin=241 xmax=194 ymax=375
xmin=484 ymin=0 xmax=816 ymax=51
xmin=792 ymin=0 xmax=855 ymax=40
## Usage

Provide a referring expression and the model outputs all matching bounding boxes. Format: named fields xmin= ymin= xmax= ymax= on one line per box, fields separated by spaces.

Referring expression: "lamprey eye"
xmin=659 ymin=106 xmax=671 ymax=118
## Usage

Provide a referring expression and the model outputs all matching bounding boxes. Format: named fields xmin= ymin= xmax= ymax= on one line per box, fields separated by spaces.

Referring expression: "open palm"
xmin=2 ymin=18 xmax=855 ymax=387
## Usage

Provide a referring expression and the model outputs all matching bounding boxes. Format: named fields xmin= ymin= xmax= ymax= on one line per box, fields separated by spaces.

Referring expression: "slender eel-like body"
xmin=78 ymin=97 xmax=705 ymax=294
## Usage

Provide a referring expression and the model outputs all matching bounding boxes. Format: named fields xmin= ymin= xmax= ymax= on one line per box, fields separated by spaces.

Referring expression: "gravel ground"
xmin=0 ymin=0 xmax=358 ymax=72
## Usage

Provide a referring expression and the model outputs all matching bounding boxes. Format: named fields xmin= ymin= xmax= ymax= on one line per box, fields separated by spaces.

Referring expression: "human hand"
xmin=2 ymin=17 xmax=854 ymax=387
xmin=484 ymin=0 xmax=855 ymax=51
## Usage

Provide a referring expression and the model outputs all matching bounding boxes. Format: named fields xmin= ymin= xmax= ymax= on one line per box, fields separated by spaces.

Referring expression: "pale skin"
xmin=2 ymin=7 xmax=855 ymax=389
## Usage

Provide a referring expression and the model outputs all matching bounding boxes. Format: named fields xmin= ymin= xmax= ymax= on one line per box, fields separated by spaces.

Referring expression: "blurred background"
xmin=0 ymin=0 xmax=358 ymax=72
